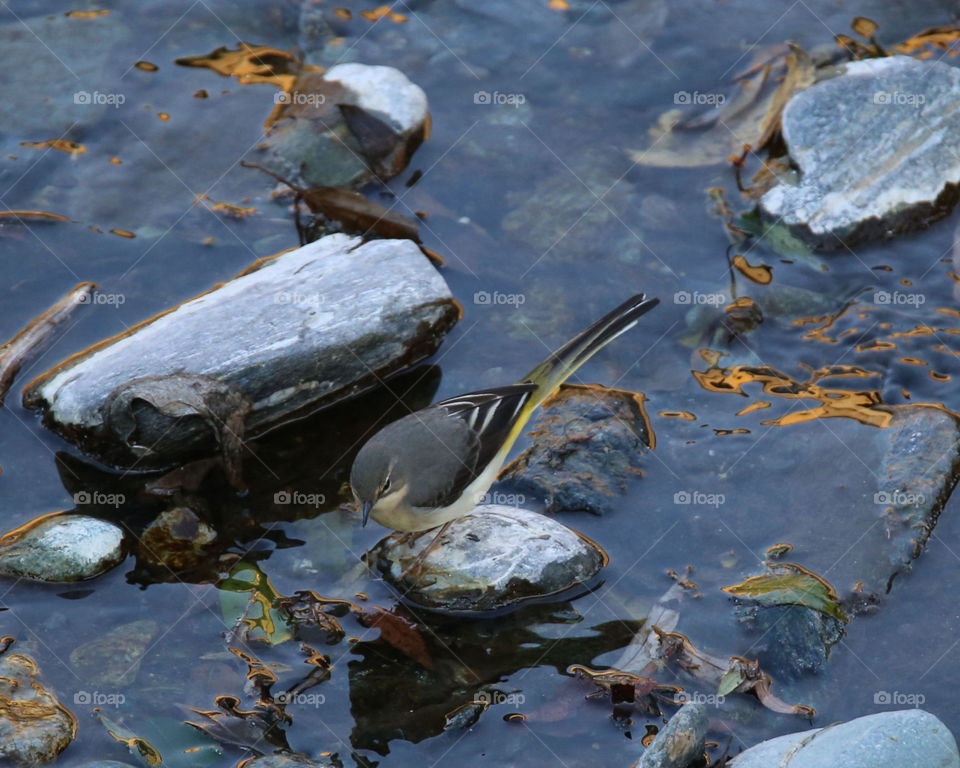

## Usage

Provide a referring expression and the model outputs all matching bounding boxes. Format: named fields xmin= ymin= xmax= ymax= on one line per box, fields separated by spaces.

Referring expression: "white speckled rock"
xmin=730 ymin=709 xmax=959 ymax=768
xmin=761 ymin=56 xmax=960 ymax=246
xmin=0 ymin=514 xmax=124 ymax=582
xmin=371 ymin=505 xmax=605 ymax=614
xmin=24 ymin=235 xmax=457 ymax=467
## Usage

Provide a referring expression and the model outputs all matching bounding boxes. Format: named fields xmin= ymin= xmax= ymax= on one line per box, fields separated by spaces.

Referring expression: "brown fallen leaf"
xmin=20 ymin=139 xmax=86 ymax=155
xmin=755 ymin=42 xmax=815 ymax=151
xmin=241 ymin=161 xmax=442 ymax=264
xmin=358 ymin=606 xmax=434 ymax=669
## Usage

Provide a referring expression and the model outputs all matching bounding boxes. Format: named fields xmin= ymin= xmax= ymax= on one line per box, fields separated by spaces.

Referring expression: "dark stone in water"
xmin=494 ymin=383 xmax=652 ymax=514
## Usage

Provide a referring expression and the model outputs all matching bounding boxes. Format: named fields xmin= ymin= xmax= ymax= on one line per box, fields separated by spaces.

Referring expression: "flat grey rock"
xmin=24 ymin=234 xmax=458 ymax=468
xmin=730 ymin=709 xmax=959 ymax=768
xmin=0 ymin=514 xmax=124 ymax=582
xmin=761 ymin=56 xmax=960 ymax=246
xmin=635 ymin=702 xmax=707 ymax=768
xmin=371 ymin=505 xmax=606 ymax=614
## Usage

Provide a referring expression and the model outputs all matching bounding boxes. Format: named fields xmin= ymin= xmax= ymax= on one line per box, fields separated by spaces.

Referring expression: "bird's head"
xmin=349 ymin=437 xmax=405 ymax=527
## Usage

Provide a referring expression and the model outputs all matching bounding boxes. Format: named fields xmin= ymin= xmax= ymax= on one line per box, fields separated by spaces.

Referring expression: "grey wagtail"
xmin=350 ymin=293 xmax=659 ymax=536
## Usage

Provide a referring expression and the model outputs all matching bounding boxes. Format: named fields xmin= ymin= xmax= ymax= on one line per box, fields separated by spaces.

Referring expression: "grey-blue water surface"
xmin=2 ymin=0 xmax=960 ymax=765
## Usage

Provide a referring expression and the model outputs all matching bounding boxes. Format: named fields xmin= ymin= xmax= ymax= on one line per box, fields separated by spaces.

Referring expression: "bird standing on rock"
xmin=349 ymin=293 xmax=659 ymax=556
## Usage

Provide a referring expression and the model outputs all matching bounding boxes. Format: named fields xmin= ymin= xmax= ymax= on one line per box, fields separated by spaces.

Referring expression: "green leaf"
xmin=722 ymin=562 xmax=848 ymax=622
xmin=717 ymin=666 xmax=746 ymax=697
xmin=218 ymin=561 xmax=292 ymax=645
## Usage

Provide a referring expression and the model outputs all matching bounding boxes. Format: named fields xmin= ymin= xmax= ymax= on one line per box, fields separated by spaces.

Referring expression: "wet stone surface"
xmin=371 ymin=505 xmax=606 ymax=614
xmin=762 ymin=56 xmax=960 ymax=247
xmin=0 ymin=514 xmax=125 ymax=583
xmin=256 ymin=63 xmax=428 ymax=189
xmin=729 ymin=709 xmax=960 ymax=767
xmin=494 ymin=383 xmax=653 ymax=514
xmin=0 ymin=650 xmax=76 ymax=766
xmin=634 ymin=702 xmax=707 ymax=768
xmin=24 ymin=234 xmax=458 ymax=468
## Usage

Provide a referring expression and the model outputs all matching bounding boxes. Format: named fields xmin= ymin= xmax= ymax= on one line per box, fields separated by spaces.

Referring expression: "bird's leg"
xmin=398 ymin=521 xmax=453 ymax=582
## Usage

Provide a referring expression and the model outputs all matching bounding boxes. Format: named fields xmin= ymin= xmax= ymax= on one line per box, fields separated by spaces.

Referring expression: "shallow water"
xmin=2 ymin=0 xmax=960 ymax=765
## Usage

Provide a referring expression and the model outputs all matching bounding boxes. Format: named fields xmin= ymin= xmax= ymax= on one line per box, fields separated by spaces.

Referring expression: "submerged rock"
xmin=24 ymin=235 xmax=458 ymax=469
xmin=634 ymin=702 xmax=707 ymax=768
xmin=761 ymin=56 xmax=960 ymax=247
xmin=256 ymin=63 xmax=428 ymax=189
xmin=138 ymin=506 xmax=217 ymax=573
xmin=70 ymin=619 xmax=158 ymax=687
xmin=494 ymin=383 xmax=653 ymax=514
xmin=371 ymin=505 xmax=605 ymax=614
xmin=0 ymin=514 xmax=124 ymax=582
xmin=0 ymin=650 xmax=76 ymax=766
xmin=868 ymin=405 xmax=960 ymax=592
xmin=729 ymin=709 xmax=959 ymax=767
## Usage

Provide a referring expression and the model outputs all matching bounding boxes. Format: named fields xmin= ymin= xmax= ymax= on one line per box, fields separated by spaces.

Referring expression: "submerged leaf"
xmin=722 ymin=562 xmax=848 ymax=622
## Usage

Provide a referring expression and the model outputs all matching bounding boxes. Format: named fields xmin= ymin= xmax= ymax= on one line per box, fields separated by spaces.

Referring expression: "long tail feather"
xmin=521 ymin=293 xmax=659 ymax=402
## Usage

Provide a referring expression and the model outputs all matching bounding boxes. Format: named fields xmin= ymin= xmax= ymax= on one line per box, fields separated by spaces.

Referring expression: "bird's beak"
xmin=361 ymin=500 xmax=373 ymax=527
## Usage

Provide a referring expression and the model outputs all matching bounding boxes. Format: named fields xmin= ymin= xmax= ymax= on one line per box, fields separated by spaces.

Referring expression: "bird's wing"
xmin=413 ymin=383 xmax=538 ymax=509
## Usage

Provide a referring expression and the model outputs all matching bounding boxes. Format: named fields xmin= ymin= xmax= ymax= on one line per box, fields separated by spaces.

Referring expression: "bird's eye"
xmin=382 ymin=477 xmax=391 ymax=493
